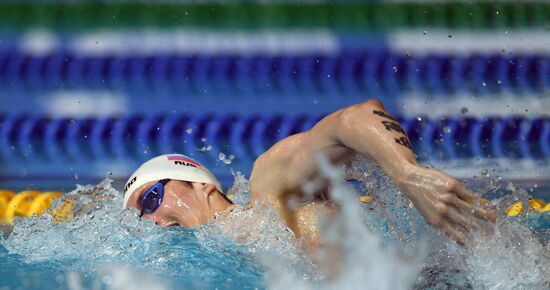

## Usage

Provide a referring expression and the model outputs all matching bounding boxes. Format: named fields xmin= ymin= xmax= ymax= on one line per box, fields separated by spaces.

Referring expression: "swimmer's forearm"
xmin=330 ymin=100 xmax=418 ymax=179
xmin=251 ymin=99 xmax=417 ymax=197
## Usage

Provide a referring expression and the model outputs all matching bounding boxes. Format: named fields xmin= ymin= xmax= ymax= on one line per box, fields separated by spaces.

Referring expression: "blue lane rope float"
xmin=1 ymin=52 xmax=550 ymax=96
xmin=0 ymin=114 xmax=549 ymax=163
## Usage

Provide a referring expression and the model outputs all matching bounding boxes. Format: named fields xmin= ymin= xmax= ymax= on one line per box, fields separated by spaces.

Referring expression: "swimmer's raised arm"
xmin=249 ymin=99 xmax=495 ymax=247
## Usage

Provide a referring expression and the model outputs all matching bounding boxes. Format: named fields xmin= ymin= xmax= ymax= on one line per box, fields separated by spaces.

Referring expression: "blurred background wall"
xmin=0 ymin=1 xmax=549 ymax=190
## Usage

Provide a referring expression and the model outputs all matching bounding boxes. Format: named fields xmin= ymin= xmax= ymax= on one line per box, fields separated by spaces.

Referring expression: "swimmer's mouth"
xmin=160 ymin=222 xmax=180 ymax=227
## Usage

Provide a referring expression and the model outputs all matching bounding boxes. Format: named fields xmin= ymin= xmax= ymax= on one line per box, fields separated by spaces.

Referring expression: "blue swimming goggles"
xmin=140 ymin=179 xmax=170 ymax=216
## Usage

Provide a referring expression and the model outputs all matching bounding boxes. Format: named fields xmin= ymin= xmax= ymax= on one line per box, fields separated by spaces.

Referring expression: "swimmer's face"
xmin=126 ymin=180 xmax=223 ymax=227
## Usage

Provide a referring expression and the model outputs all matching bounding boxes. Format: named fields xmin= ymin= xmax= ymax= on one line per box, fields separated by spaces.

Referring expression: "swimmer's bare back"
xmin=249 ymin=99 xmax=496 ymax=249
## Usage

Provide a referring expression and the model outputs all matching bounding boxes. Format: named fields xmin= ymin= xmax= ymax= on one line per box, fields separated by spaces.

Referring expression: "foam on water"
xmin=1 ymin=157 xmax=549 ymax=290
xmin=1 ymin=179 xmax=265 ymax=289
xmin=262 ymin=153 xmax=423 ymax=290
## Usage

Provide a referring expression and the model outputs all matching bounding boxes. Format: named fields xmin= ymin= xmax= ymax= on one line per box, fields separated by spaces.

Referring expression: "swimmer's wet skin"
xmin=123 ymin=99 xmax=496 ymax=248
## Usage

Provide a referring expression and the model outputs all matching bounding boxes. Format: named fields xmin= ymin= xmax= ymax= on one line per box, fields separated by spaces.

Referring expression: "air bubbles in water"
xmin=218 ymin=152 xmax=234 ymax=164
xmin=199 ymin=145 xmax=212 ymax=152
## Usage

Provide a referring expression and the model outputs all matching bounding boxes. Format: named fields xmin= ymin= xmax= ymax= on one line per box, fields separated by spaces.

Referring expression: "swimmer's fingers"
xmin=445 ymin=205 xmax=485 ymax=235
xmin=441 ymin=220 xmax=473 ymax=248
xmin=452 ymin=185 xmax=496 ymax=223
xmin=444 ymin=195 xmax=494 ymax=236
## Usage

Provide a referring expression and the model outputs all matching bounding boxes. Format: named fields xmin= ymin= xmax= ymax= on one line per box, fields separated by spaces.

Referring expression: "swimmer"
xmin=123 ymin=100 xmax=496 ymax=248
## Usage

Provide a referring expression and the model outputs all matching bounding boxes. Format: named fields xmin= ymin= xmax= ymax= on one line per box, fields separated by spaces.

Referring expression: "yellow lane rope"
xmin=0 ymin=190 xmax=548 ymax=224
xmin=505 ymin=199 xmax=548 ymax=217
xmin=1 ymin=190 xmax=63 ymax=224
xmin=357 ymin=194 xmax=549 ymax=218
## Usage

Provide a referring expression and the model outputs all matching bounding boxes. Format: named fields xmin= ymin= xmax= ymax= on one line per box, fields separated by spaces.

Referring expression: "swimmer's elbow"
xmin=365 ymin=98 xmax=385 ymax=107
xmin=326 ymin=99 xmax=386 ymax=133
xmin=343 ymin=99 xmax=385 ymax=112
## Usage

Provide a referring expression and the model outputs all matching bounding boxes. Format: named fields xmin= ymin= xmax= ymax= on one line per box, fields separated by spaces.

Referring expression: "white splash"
xmin=262 ymin=153 xmax=423 ymax=290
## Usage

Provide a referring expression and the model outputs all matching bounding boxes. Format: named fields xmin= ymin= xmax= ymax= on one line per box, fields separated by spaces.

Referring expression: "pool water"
xmin=1 ymin=159 xmax=549 ymax=290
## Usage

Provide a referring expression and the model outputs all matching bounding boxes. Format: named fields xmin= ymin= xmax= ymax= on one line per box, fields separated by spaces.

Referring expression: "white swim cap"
xmin=122 ymin=154 xmax=222 ymax=209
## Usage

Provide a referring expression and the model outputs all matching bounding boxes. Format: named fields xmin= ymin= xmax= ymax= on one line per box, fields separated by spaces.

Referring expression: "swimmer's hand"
xmin=394 ymin=164 xmax=496 ymax=247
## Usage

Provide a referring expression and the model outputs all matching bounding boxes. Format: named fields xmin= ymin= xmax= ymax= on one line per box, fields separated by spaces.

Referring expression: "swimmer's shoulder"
xmin=249 ymin=132 xmax=310 ymax=203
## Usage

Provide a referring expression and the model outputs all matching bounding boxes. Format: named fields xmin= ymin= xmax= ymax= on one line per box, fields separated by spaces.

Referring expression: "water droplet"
xmin=423 ymin=30 xmax=427 ymax=35
xmin=228 ymin=154 xmax=235 ymax=160
xmin=496 ymin=10 xmax=499 ymax=15
xmin=443 ymin=127 xmax=451 ymax=133
xmin=218 ymin=153 xmax=226 ymax=160
xmin=201 ymin=138 xmax=207 ymax=142
xmin=497 ymin=80 xmax=502 ymax=84
xmin=186 ymin=128 xmax=193 ymax=134
xmin=74 ymin=174 xmax=79 ymax=180
xmin=102 ymin=275 xmax=112 ymax=285
xmin=448 ymin=34 xmax=452 ymax=38
xmin=480 ymin=169 xmax=489 ymax=177
xmin=482 ymin=82 xmax=487 ymax=86
xmin=460 ymin=107 xmax=469 ymax=114
xmin=417 ymin=117 xmax=422 ymax=121
xmin=392 ymin=66 xmax=398 ymax=72
xmin=55 ymin=275 xmax=64 ymax=284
